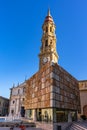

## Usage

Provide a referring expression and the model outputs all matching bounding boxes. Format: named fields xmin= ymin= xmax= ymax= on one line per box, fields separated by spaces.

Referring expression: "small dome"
xmin=44 ymin=9 xmax=54 ymax=23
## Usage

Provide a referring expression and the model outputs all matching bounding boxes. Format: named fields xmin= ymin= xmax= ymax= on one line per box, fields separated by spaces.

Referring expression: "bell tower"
xmin=39 ymin=9 xmax=59 ymax=69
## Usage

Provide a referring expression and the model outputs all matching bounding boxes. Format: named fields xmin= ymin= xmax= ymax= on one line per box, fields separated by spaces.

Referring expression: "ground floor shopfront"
xmin=25 ymin=108 xmax=77 ymax=123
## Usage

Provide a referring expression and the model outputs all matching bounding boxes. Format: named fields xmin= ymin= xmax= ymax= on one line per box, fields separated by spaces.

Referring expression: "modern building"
xmin=0 ymin=96 xmax=9 ymax=116
xmin=24 ymin=10 xmax=81 ymax=123
xmin=9 ymin=82 xmax=26 ymax=117
xmin=79 ymin=80 xmax=87 ymax=117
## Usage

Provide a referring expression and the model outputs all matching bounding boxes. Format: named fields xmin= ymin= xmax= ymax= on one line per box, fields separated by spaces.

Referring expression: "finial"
xmin=48 ymin=8 xmax=51 ymax=16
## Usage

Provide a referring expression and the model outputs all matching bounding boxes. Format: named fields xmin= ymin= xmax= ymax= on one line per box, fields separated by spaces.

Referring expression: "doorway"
xmin=37 ymin=109 xmax=42 ymax=121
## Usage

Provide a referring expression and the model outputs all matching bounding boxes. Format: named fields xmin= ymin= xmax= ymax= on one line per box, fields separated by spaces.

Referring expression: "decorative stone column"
xmin=33 ymin=109 xmax=37 ymax=121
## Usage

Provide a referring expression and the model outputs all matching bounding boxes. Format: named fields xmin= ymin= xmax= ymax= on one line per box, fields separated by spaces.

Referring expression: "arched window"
xmin=11 ymin=110 xmax=14 ymax=114
xmin=18 ymin=89 xmax=20 ymax=94
xmin=46 ymin=27 xmax=48 ymax=32
xmin=45 ymin=40 xmax=48 ymax=47
xmin=13 ymin=101 xmax=15 ymax=104
xmin=23 ymin=98 xmax=25 ymax=101
xmin=50 ymin=27 xmax=52 ymax=32
xmin=23 ymin=88 xmax=25 ymax=93
xmin=50 ymin=40 xmax=52 ymax=44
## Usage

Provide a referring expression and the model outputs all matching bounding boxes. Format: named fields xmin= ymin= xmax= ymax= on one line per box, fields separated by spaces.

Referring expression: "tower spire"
xmin=39 ymin=10 xmax=59 ymax=69
xmin=48 ymin=8 xmax=51 ymax=16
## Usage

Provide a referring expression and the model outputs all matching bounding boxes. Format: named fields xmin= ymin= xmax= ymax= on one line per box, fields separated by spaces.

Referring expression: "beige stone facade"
xmin=79 ymin=80 xmax=87 ymax=117
xmin=39 ymin=10 xmax=58 ymax=69
xmin=9 ymin=82 xmax=26 ymax=117
xmin=0 ymin=96 xmax=9 ymax=116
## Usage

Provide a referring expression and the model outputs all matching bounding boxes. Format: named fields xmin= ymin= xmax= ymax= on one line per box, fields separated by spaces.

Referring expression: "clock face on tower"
xmin=43 ymin=57 xmax=48 ymax=63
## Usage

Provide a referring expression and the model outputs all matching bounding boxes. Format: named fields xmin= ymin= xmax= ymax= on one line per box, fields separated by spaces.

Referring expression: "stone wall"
xmin=51 ymin=63 xmax=80 ymax=111
xmin=25 ymin=62 xmax=80 ymax=112
xmin=25 ymin=62 xmax=52 ymax=109
xmin=79 ymin=80 xmax=87 ymax=117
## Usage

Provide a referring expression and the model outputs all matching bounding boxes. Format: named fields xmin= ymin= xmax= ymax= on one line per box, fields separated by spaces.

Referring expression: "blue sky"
xmin=0 ymin=0 xmax=87 ymax=98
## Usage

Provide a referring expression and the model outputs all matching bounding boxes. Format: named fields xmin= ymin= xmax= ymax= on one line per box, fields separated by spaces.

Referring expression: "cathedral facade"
xmin=9 ymin=82 xmax=26 ymax=117
xmin=24 ymin=10 xmax=80 ymax=122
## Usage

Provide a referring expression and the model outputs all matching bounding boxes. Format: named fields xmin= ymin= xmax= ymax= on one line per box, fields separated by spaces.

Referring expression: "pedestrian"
xmin=19 ymin=124 xmax=26 ymax=130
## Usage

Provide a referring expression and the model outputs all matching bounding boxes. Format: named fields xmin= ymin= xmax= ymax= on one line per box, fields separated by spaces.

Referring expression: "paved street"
xmin=0 ymin=127 xmax=42 ymax=130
